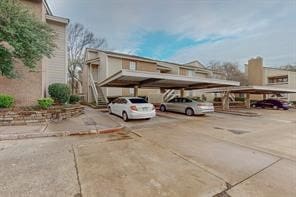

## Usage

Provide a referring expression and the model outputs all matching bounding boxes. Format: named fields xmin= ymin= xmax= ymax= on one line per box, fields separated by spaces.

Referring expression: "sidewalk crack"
xmin=72 ymin=145 xmax=82 ymax=197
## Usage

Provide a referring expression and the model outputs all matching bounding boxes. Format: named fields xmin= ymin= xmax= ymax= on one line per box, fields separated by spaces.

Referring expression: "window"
xmin=118 ymin=98 xmax=127 ymax=104
xmin=188 ymin=70 xmax=194 ymax=77
xmin=112 ymin=98 xmax=120 ymax=103
xmin=168 ymin=98 xmax=177 ymax=103
xmin=268 ymin=75 xmax=288 ymax=84
xmin=129 ymin=98 xmax=147 ymax=104
xmin=129 ymin=61 xmax=136 ymax=70
xmin=184 ymin=98 xmax=192 ymax=103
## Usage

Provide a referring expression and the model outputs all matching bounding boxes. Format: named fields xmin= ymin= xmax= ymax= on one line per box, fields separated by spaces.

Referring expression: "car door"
xmin=174 ymin=98 xmax=186 ymax=113
xmin=166 ymin=98 xmax=177 ymax=112
xmin=263 ymin=100 xmax=273 ymax=108
xmin=116 ymin=98 xmax=127 ymax=117
xmin=110 ymin=98 xmax=120 ymax=115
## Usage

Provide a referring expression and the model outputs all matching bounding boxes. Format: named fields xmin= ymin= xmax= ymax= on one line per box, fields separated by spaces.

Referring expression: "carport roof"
xmin=197 ymin=85 xmax=296 ymax=94
xmin=96 ymin=69 xmax=240 ymax=89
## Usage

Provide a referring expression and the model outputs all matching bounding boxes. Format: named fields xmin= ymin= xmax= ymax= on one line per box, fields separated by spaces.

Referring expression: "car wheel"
xmin=122 ymin=111 xmax=129 ymax=122
xmin=185 ymin=108 xmax=194 ymax=116
xmin=160 ymin=105 xmax=166 ymax=112
xmin=273 ymin=106 xmax=278 ymax=110
xmin=252 ymin=104 xmax=256 ymax=108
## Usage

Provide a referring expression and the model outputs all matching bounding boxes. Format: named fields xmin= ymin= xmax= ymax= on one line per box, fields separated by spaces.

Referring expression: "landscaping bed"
xmin=0 ymin=105 xmax=84 ymax=126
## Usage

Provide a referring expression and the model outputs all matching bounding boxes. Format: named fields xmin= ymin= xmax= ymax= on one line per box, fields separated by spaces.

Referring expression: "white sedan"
xmin=108 ymin=97 xmax=156 ymax=121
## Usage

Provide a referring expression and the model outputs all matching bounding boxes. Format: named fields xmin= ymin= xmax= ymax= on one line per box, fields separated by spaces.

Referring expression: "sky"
xmin=47 ymin=0 xmax=296 ymax=68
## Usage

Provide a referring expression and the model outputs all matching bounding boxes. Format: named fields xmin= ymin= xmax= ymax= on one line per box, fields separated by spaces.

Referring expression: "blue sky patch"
xmin=135 ymin=31 xmax=235 ymax=60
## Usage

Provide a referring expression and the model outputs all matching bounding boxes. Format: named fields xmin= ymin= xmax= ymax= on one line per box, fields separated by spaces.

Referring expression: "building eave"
xmin=43 ymin=0 xmax=52 ymax=15
xmin=45 ymin=15 xmax=69 ymax=24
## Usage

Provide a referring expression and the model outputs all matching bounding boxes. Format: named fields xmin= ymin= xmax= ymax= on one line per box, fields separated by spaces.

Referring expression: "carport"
xmin=200 ymin=86 xmax=296 ymax=110
xmin=96 ymin=69 xmax=240 ymax=97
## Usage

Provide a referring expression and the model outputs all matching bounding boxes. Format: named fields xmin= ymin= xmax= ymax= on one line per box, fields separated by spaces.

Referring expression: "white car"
xmin=108 ymin=97 xmax=156 ymax=121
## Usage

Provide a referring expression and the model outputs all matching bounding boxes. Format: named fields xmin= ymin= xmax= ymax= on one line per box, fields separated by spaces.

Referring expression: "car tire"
xmin=160 ymin=105 xmax=166 ymax=112
xmin=273 ymin=106 xmax=278 ymax=110
xmin=122 ymin=111 xmax=129 ymax=122
xmin=252 ymin=104 xmax=256 ymax=108
xmin=185 ymin=108 xmax=194 ymax=116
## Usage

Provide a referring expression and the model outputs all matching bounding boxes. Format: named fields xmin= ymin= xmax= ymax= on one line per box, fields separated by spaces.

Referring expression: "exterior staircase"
xmin=89 ymin=73 xmax=108 ymax=108
xmin=163 ymin=89 xmax=178 ymax=102
xmin=96 ymin=85 xmax=108 ymax=108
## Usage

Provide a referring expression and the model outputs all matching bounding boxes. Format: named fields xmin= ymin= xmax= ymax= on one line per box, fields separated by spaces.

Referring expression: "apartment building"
xmin=245 ymin=57 xmax=296 ymax=101
xmin=82 ymin=49 xmax=226 ymax=104
xmin=0 ymin=0 xmax=69 ymax=106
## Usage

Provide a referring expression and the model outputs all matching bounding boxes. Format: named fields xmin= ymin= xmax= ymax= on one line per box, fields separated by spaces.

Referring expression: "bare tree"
xmin=207 ymin=61 xmax=248 ymax=85
xmin=280 ymin=64 xmax=296 ymax=71
xmin=67 ymin=23 xmax=107 ymax=94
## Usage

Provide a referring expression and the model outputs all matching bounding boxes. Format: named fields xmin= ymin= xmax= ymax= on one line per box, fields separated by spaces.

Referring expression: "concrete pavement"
xmin=0 ymin=108 xmax=295 ymax=196
xmin=0 ymin=106 xmax=121 ymax=140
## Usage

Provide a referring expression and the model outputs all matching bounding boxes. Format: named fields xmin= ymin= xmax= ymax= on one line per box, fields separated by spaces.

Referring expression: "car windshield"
xmin=129 ymin=98 xmax=147 ymax=104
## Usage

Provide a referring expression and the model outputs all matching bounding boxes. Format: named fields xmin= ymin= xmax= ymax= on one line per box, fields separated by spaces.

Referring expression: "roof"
xmin=89 ymin=49 xmax=212 ymax=69
xmin=96 ymin=69 xmax=240 ymax=90
xmin=96 ymin=49 xmax=157 ymax=63
xmin=43 ymin=0 xmax=52 ymax=15
xmin=264 ymin=67 xmax=296 ymax=73
xmin=45 ymin=15 xmax=69 ymax=24
xmin=196 ymin=86 xmax=296 ymax=94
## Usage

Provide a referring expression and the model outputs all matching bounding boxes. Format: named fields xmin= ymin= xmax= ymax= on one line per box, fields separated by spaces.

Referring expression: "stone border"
xmin=0 ymin=106 xmax=84 ymax=126
xmin=0 ymin=126 xmax=124 ymax=141
xmin=214 ymin=110 xmax=261 ymax=117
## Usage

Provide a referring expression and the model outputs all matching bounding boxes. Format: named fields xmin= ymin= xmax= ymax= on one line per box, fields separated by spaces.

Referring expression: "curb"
xmin=215 ymin=110 xmax=261 ymax=117
xmin=0 ymin=126 xmax=124 ymax=141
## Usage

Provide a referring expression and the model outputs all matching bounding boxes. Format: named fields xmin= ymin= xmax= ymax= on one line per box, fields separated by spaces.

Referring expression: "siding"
xmin=107 ymin=57 xmax=122 ymax=96
xmin=264 ymin=68 xmax=296 ymax=101
xmin=137 ymin=61 xmax=157 ymax=72
xmin=288 ymin=72 xmax=296 ymax=101
xmin=46 ymin=20 xmax=67 ymax=90
xmin=179 ymin=68 xmax=188 ymax=76
xmin=122 ymin=58 xmax=157 ymax=71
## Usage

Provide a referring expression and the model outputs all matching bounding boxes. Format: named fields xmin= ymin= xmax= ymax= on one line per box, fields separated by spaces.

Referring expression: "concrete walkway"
xmin=0 ymin=106 xmax=122 ymax=140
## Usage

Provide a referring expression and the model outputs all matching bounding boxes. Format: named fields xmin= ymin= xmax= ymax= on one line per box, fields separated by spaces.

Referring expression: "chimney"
xmin=246 ymin=57 xmax=264 ymax=85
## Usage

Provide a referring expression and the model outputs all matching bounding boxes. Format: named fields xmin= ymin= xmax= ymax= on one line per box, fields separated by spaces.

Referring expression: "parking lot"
xmin=0 ymin=108 xmax=295 ymax=196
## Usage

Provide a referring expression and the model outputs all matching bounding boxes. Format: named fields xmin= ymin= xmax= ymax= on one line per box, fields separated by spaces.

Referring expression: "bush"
xmin=69 ymin=95 xmax=80 ymax=104
xmin=0 ymin=94 xmax=14 ymax=108
xmin=48 ymin=83 xmax=70 ymax=104
xmin=38 ymin=98 xmax=54 ymax=109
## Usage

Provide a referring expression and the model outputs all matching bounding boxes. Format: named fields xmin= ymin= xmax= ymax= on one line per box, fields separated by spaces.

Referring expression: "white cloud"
xmin=47 ymin=0 xmax=296 ymax=66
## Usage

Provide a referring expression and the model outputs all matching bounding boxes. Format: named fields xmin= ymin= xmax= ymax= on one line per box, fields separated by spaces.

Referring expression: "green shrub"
xmin=48 ymin=83 xmax=70 ymax=104
xmin=38 ymin=98 xmax=54 ymax=109
xmin=0 ymin=94 xmax=14 ymax=108
xmin=69 ymin=95 xmax=80 ymax=104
